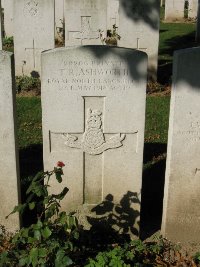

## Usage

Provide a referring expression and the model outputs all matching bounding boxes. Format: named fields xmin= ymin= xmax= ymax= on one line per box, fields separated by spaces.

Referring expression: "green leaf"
xmin=6 ymin=203 xmax=27 ymax=218
xmin=29 ymin=248 xmax=39 ymax=267
xmin=55 ymin=250 xmax=73 ymax=267
xmin=55 ymin=170 xmax=62 ymax=183
xmin=29 ymin=202 xmax=35 ymax=210
xmin=34 ymin=230 xmax=41 ymax=241
xmin=41 ymin=226 xmax=52 ymax=239
xmin=19 ymin=257 xmax=29 ymax=266
xmin=38 ymin=248 xmax=48 ymax=258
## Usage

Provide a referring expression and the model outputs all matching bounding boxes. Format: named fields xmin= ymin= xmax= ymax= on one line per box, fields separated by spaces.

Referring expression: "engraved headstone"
xmin=0 ymin=51 xmax=20 ymax=231
xmin=14 ymin=0 xmax=55 ymax=76
xmin=41 ymin=46 xmax=147 ymax=235
xmin=165 ymin=0 xmax=185 ymax=20
xmin=188 ymin=0 xmax=198 ymax=18
xmin=162 ymin=47 xmax=200 ymax=244
xmin=107 ymin=0 xmax=119 ymax=29
xmin=65 ymin=0 xmax=107 ymax=46
xmin=118 ymin=0 xmax=160 ymax=80
xmin=4 ymin=0 xmax=14 ymax=37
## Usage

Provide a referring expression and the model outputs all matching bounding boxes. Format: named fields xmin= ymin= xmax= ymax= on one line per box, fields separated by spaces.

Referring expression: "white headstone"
xmin=4 ymin=0 xmax=14 ymax=37
xmin=107 ymin=0 xmax=119 ymax=29
xmin=0 ymin=51 xmax=20 ymax=231
xmin=162 ymin=47 xmax=200 ymax=244
xmin=14 ymin=0 xmax=55 ymax=76
xmin=188 ymin=0 xmax=198 ymax=18
xmin=165 ymin=0 xmax=185 ymax=20
xmin=65 ymin=0 xmax=107 ymax=46
xmin=118 ymin=0 xmax=160 ymax=80
xmin=41 ymin=46 xmax=147 ymax=235
xmin=55 ymin=0 xmax=64 ymax=42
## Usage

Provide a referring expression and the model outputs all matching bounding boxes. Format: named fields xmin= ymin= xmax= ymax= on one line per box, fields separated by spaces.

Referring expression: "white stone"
xmin=107 ymin=0 xmax=119 ymax=29
xmin=188 ymin=0 xmax=198 ymax=18
xmin=162 ymin=47 xmax=200 ymax=244
xmin=165 ymin=0 xmax=185 ymax=20
xmin=14 ymin=0 xmax=55 ymax=76
xmin=65 ymin=0 xmax=107 ymax=46
xmin=55 ymin=0 xmax=64 ymax=42
xmin=118 ymin=0 xmax=160 ymax=80
xmin=0 ymin=51 xmax=20 ymax=231
xmin=4 ymin=0 xmax=14 ymax=37
xmin=41 ymin=46 xmax=147 ymax=235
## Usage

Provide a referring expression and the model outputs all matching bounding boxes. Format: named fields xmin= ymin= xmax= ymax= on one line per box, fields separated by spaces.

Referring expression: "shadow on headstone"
xmin=79 ymin=191 xmax=140 ymax=247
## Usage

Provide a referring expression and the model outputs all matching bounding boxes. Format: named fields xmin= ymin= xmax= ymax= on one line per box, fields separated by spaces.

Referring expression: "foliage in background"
xmin=3 ymin=36 xmax=14 ymax=52
xmin=16 ymin=76 xmax=41 ymax=94
xmin=0 ymin=162 xmax=79 ymax=267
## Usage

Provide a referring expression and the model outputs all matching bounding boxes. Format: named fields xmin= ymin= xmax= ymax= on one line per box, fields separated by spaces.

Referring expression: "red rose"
xmin=57 ymin=161 xmax=65 ymax=168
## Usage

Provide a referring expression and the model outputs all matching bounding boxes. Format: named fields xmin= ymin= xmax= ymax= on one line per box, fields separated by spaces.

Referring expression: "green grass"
xmin=16 ymin=96 xmax=42 ymax=148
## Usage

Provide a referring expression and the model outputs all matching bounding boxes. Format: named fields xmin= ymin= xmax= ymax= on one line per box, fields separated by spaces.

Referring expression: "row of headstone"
xmin=8 ymin=0 xmax=159 ymax=80
xmin=2 ymin=43 xmax=200 ymax=246
xmin=165 ymin=0 xmax=198 ymax=20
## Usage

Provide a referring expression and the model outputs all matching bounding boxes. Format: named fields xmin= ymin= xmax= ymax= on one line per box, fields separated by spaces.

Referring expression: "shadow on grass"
xmin=19 ymin=144 xmax=43 ymax=226
xmin=140 ymin=142 xmax=167 ymax=240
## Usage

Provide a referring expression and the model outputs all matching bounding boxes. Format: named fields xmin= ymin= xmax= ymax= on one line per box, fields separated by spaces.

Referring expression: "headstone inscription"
xmin=162 ymin=47 xmax=200 ymax=244
xmin=4 ymin=0 xmax=14 ymax=37
xmin=65 ymin=0 xmax=107 ymax=46
xmin=0 ymin=51 xmax=20 ymax=231
xmin=14 ymin=0 xmax=55 ymax=76
xmin=165 ymin=0 xmax=185 ymax=20
xmin=118 ymin=0 xmax=160 ymax=80
xmin=41 ymin=46 xmax=147 ymax=235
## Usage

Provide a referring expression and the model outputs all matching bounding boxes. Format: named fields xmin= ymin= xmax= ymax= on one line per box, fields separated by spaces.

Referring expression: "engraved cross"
xmin=72 ymin=16 xmax=100 ymax=44
xmin=25 ymin=39 xmax=43 ymax=69
xmin=133 ymin=38 xmax=147 ymax=52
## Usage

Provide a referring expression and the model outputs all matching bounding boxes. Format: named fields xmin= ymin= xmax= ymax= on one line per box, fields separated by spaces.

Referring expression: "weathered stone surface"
xmin=14 ymin=0 xmax=55 ymax=76
xmin=0 ymin=0 xmax=2 ymax=50
xmin=162 ymin=47 xmax=200 ymax=244
xmin=41 ymin=46 xmax=147 ymax=236
xmin=4 ymin=0 xmax=14 ymax=37
xmin=165 ymin=0 xmax=185 ymax=20
xmin=65 ymin=0 xmax=107 ymax=46
xmin=118 ymin=0 xmax=160 ymax=80
xmin=107 ymin=0 xmax=119 ymax=29
xmin=0 ymin=51 xmax=20 ymax=231
xmin=188 ymin=0 xmax=198 ymax=18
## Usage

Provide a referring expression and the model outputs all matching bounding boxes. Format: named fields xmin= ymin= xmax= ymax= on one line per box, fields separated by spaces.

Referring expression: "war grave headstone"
xmin=4 ymin=0 xmax=14 ymax=37
xmin=0 ymin=51 xmax=20 ymax=231
xmin=55 ymin=0 xmax=64 ymax=42
xmin=162 ymin=47 xmax=200 ymax=244
xmin=65 ymin=0 xmax=107 ymax=46
xmin=14 ymin=0 xmax=55 ymax=76
xmin=118 ymin=0 xmax=160 ymax=80
xmin=188 ymin=0 xmax=198 ymax=18
xmin=41 ymin=46 xmax=147 ymax=235
xmin=107 ymin=0 xmax=119 ymax=29
xmin=165 ymin=0 xmax=185 ymax=20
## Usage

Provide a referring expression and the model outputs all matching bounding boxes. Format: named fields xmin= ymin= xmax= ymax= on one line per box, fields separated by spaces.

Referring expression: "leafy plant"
xmin=1 ymin=162 xmax=79 ymax=267
xmin=100 ymin=24 xmax=121 ymax=46
xmin=16 ymin=76 xmax=41 ymax=94
xmin=3 ymin=37 xmax=14 ymax=52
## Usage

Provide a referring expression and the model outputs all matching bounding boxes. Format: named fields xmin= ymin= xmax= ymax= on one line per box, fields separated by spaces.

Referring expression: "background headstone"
xmin=162 ymin=47 xmax=200 ymax=244
xmin=65 ymin=0 xmax=107 ymax=46
xmin=0 ymin=51 xmax=20 ymax=231
xmin=14 ymin=0 xmax=55 ymax=76
xmin=118 ymin=0 xmax=160 ymax=80
xmin=41 ymin=46 xmax=147 ymax=235
xmin=165 ymin=0 xmax=185 ymax=21
xmin=107 ymin=0 xmax=119 ymax=29
xmin=55 ymin=0 xmax=64 ymax=43
xmin=4 ymin=0 xmax=14 ymax=37
xmin=188 ymin=0 xmax=198 ymax=19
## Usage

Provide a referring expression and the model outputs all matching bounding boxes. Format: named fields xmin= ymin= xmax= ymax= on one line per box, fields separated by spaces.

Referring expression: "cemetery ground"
xmin=1 ymin=20 xmax=200 ymax=266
